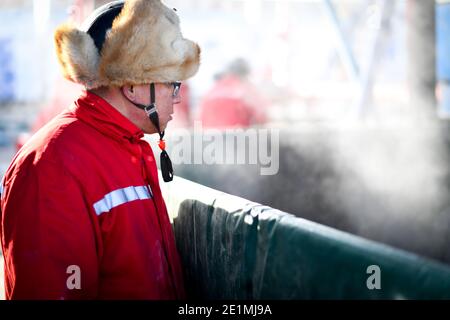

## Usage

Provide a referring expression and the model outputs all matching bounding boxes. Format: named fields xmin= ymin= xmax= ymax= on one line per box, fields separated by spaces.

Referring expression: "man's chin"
xmin=142 ymin=119 xmax=171 ymax=134
xmin=162 ymin=118 xmax=172 ymax=129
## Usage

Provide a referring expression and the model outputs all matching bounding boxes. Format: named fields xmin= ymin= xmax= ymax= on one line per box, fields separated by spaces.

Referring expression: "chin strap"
xmin=134 ymin=83 xmax=174 ymax=182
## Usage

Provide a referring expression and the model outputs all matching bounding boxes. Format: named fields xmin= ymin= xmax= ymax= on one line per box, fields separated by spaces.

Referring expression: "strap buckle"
xmin=144 ymin=104 xmax=157 ymax=116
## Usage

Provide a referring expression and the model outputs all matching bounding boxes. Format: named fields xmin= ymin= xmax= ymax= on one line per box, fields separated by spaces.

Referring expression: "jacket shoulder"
xmin=4 ymin=110 xmax=99 ymax=182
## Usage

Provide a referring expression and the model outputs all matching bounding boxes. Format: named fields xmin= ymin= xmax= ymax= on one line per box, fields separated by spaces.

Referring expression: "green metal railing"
xmin=162 ymin=176 xmax=450 ymax=299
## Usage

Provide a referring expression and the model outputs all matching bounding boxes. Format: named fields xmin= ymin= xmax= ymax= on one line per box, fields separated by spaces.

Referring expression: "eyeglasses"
xmin=170 ymin=82 xmax=182 ymax=98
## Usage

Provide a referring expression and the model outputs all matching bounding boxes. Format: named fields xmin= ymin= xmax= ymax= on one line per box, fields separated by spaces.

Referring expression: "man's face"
xmin=131 ymin=83 xmax=181 ymax=134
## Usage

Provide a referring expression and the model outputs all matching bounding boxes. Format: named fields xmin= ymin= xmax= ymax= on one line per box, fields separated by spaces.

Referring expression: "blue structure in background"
xmin=0 ymin=37 xmax=15 ymax=104
xmin=436 ymin=2 xmax=450 ymax=117
xmin=437 ymin=3 xmax=450 ymax=80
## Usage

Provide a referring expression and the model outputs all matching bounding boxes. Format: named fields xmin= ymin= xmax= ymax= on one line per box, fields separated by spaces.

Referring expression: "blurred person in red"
xmin=1 ymin=0 xmax=200 ymax=299
xmin=198 ymin=58 xmax=269 ymax=129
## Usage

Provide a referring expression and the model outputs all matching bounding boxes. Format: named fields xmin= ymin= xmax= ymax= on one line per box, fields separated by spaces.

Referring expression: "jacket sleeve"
xmin=1 ymin=158 xmax=99 ymax=300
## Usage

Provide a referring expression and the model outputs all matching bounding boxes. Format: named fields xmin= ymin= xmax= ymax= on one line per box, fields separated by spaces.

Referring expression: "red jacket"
xmin=0 ymin=91 xmax=186 ymax=300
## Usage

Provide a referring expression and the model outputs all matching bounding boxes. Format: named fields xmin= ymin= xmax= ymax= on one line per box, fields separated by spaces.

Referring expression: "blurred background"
xmin=1 ymin=0 xmax=450 ymax=268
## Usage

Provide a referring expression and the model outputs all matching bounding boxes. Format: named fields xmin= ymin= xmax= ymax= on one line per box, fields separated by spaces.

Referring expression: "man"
xmin=0 ymin=0 xmax=200 ymax=299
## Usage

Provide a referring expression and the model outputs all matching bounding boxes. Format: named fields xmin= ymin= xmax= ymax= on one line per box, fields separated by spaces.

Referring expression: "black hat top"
xmin=81 ymin=1 xmax=125 ymax=53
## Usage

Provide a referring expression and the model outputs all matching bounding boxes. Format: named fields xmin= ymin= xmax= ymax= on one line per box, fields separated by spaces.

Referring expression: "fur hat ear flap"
xmin=54 ymin=23 xmax=100 ymax=88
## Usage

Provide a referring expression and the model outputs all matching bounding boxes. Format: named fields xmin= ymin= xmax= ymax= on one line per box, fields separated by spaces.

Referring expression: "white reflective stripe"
xmin=93 ymin=185 xmax=153 ymax=216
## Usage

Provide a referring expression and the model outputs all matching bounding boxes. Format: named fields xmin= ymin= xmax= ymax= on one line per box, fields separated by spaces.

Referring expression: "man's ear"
xmin=121 ymin=85 xmax=135 ymax=101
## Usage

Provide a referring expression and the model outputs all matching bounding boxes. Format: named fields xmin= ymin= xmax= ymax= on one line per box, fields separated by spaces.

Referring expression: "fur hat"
xmin=54 ymin=0 xmax=201 ymax=89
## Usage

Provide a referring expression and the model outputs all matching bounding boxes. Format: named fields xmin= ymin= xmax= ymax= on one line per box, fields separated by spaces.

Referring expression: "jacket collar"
xmin=73 ymin=90 xmax=144 ymax=143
